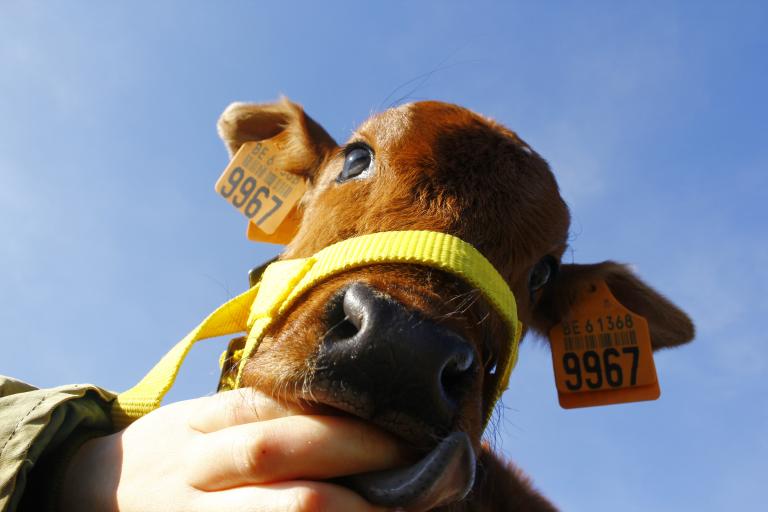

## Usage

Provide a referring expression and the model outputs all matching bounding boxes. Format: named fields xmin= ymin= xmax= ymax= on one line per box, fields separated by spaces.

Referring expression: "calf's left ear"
xmin=531 ymin=261 xmax=695 ymax=350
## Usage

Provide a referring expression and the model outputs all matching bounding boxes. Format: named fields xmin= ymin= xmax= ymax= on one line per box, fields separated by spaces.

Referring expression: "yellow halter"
xmin=111 ymin=230 xmax=522 ymax=430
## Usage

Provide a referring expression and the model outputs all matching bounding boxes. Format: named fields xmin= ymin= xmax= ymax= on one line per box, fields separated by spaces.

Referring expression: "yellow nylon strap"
xmin=112 ymin=230 xmax=521 ymax=429
xmin=235 ymin=231 xmax=522 ymax=419
xmin=111 ymin=285 xmax=259 ymax=429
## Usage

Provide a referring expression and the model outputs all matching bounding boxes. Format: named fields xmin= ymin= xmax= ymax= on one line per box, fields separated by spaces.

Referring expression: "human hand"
xmin=59 ymin=389 xmax=411 ymax=511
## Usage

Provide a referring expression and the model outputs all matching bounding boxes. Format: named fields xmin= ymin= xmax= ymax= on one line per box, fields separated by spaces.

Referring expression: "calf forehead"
xmin=355 ymin=101 xmax=529 ymax=160
xmin=357 ymin=102 xmax=448 ymax=142
xmin=355 ymin=103 xmax=416 ymax=148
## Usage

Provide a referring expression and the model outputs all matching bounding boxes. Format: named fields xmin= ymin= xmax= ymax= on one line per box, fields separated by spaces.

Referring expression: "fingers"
xmin=187 ymin=414 xmax=413 ymax=491
xmin=188 ymin=388 xmax=308 ymax=433
xmin=192 ymin=481 xmax=386 ymax=512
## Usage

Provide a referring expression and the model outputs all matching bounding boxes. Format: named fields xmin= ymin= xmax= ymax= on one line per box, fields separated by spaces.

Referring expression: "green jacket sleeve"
xmin=0 ymin=375 xmax=116 ymax=512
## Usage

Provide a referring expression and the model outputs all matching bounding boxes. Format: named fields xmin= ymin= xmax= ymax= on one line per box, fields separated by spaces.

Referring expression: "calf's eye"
xmin=529 ymin=255 xmax=558 ymax=293
xmin=337 ymin=145 xmax=374 ymax=182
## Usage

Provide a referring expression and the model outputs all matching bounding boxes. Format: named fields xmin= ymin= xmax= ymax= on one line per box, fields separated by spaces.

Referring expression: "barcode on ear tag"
xmin=216 ymin=141 xmax=306 ymax=239
xmin=548 ymin=280 xmax=660 ymax=408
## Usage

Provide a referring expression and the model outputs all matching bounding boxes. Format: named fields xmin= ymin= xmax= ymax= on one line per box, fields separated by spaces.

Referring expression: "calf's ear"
xmin=217 ymin=97 xmax=337 ymax=179
xmin=531 ymin=261 xmax=694 ymax=350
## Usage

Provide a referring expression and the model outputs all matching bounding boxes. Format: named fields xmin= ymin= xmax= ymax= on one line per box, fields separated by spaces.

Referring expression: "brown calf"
xmin=217 ymin=98 xmax=694 ymax=511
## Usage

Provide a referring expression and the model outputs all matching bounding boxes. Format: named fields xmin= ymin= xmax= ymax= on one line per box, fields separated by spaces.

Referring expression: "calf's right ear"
xmin=217 ymin=97 xmax=337 ymax=179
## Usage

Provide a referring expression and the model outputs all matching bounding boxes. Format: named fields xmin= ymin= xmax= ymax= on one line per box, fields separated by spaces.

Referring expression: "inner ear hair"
xmin=531 ymin=261 xmax=694 ymax=350
xmin=218 ymin=103 xmax=288 ymax=154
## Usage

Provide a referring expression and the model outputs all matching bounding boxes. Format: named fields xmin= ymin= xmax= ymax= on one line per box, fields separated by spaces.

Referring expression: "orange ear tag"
xmin=548 ymin=280 xmax=660 ymax=408
xmin=215 ymin=140 xmax=307 ymax=245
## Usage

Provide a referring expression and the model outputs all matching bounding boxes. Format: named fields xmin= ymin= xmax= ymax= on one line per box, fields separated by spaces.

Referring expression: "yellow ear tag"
xmin=215 ymin=140 xmax=307 ymax=244
xmin=548 ymin=280 xmax=660 ymax=408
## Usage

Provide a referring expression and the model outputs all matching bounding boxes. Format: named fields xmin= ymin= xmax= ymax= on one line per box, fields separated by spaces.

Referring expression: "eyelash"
xmin=341 ymin=141 xmax=369 ymax=156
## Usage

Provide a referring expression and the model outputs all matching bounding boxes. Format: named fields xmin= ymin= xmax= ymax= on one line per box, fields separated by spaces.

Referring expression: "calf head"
xmin=217 ymin=98 xmax=694 ymax=510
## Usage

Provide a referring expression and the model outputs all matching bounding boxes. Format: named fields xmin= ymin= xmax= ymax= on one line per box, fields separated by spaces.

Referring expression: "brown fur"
xmin=217 ymin=99 xmax=695 ymax=510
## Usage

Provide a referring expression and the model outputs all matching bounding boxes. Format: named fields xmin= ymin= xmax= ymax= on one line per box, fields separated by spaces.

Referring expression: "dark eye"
xmin=529 ymin=255 xmax=558 ymax=293
xmin=337 ymin=145 xmax=373 ymax=182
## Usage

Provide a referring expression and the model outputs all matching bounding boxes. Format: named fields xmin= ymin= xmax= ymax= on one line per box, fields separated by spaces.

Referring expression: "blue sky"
xmin=1 ymin=1 xmax=766 ymax=509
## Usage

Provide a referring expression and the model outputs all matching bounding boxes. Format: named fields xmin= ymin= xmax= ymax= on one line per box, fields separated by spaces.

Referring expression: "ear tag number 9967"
xmin=216 ymin=140 xmax=306 ymax=244
xmin=548 ymin=280 xmax=660 ymax=408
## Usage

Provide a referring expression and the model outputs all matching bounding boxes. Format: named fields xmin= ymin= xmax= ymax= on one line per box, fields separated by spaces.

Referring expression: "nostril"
xmin=439 ymin=347 xmax=476 ymax=405
xmin=324 ymin=284 xmax=375 ymax=342
xmin=323 ymin=292 xmax=360 ymax=342
xmin=342 ymin=285 xmax=369 ymax=331
xmin=331 ymin=316 xmax=360 ymax=340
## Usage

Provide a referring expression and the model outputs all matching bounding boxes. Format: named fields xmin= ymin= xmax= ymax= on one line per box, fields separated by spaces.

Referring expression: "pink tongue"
xmin=341 ymin=432 xmax=476 ymax=511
